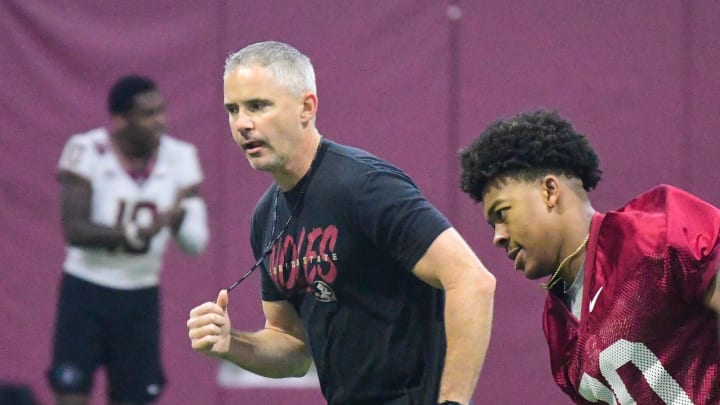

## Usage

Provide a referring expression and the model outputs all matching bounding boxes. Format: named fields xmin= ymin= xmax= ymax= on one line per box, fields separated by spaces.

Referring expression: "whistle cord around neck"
xmin=226 ymin=137 xmax=325 ymax=292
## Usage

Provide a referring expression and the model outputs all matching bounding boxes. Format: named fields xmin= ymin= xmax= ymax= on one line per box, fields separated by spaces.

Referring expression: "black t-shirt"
xmin=251 ymin=139 xmax=451 ymax=404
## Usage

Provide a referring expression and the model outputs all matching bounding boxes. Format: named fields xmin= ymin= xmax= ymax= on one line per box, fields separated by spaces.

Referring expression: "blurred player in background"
xmin=459 ymin=110 xmax=720 ymax=404
xmin=186 ymin=41 xmax=495 ymax=405
xmin=47 ymin=75 xmax=209 ymax=405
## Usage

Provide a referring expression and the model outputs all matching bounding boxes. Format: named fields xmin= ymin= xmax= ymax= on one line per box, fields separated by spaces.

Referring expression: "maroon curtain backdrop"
xmin=1 ymin=1 xmax=718 ymax=404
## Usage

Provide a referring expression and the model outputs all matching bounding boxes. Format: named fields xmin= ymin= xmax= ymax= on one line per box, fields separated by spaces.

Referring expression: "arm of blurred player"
xmin=59 ymin=170 xmax=205 ymax=251
xmin=705 ymin=271 xmax=720 ymax=357
xmin=157 ymin=183 xmax=209 ymax=255
xmin=187 ymin=290 xmax=312 ymax=378
xmin=59 ymin=170 xmax=127 ymax=248
xmin=412 ymin=227 xmax=496 ymax=405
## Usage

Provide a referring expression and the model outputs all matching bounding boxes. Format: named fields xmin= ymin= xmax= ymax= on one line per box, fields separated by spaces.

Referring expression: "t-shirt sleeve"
xmin=57 ymin=135 xmax=95 ymax=179
xmin=664 ymin=187 xmax=720 ymax=304
xmin=261 ymin=263 xmax=284 ymax=301
xmin=251 ymin=188 xmax=285 ymax=302
xmin=353 ymin=167 xmax=451 ymax=272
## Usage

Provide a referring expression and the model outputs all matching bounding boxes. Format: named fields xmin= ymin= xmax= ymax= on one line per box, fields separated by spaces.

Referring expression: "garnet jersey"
xmin=57 ymin=128 xmax=203 ymax=289
xmin=543 ymin=185 xmax=720 ymax=404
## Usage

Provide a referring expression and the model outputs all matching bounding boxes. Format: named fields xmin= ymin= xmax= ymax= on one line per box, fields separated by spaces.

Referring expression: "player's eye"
xmin=487 ymin=207 xmax=508 ymax=229
xmin=495 ymin=207 xmax=509 ymax=222
xmin=225 ymin=104 xmax=238 ymax=114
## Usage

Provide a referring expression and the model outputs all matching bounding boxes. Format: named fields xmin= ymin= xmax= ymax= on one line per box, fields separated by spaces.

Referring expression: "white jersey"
xmin=58 ymin=128 xmax=203 ymax=289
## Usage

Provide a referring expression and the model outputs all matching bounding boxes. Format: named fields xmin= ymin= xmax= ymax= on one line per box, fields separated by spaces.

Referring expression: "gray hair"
xmin=224 ymin=41 xmax=317 ymax=96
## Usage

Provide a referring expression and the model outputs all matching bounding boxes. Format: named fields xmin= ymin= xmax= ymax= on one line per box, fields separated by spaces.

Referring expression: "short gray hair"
xmin=224 ymin=41 xmax=317 ymax=96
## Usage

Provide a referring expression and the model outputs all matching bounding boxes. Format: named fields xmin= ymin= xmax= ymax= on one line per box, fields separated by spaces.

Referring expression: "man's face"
xmin=117 ymin=90 xmax=165 ymax=153
xmin=482 ymin=178 xmax=561 ymax=279
xmin=223 ymin=65 xmax=305 ymax=173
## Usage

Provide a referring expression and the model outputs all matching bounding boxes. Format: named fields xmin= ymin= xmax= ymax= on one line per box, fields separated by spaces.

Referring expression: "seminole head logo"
xmin=313 ymin=280 xmax=337 ymax=302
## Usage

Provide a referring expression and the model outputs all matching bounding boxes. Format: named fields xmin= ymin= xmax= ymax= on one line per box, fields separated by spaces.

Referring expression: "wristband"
xmin=123 ymin=222 xmax=145 ymax=249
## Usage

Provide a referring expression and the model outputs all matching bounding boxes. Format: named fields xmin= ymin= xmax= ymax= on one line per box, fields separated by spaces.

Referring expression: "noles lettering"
xmin=269 ymin=224 xmax=339 ymax=293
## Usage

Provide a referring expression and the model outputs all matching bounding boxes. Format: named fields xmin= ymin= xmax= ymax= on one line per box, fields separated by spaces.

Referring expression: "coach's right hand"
xmin=187 ymin=289 xmax=231 ymax=356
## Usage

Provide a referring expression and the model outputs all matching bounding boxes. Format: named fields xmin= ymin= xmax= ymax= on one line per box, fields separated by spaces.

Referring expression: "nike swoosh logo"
xmin=589 ymin=286 xmax=604 ymax=313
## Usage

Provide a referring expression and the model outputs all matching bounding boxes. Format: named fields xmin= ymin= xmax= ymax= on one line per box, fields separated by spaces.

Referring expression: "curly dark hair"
xmin=459 ymin=110 xmax=602 ymax=202
xmin=107 ymin=75 xmax=157 ymax=115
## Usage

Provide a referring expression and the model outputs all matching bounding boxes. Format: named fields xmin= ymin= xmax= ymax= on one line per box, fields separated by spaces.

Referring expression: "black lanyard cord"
xmin=226 ymin=137 xmax=326 ymax=292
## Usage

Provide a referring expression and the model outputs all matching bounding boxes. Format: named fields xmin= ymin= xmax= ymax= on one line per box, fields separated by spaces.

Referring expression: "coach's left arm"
xmin=413 ymin=227 xmax=496 ymax=405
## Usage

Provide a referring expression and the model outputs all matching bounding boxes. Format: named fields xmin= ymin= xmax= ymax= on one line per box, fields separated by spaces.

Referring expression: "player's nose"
xmin=492 ymin=224 xmax=509 ymax=250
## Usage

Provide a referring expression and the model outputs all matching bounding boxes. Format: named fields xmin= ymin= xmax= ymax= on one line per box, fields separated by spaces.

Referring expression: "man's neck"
xmin=559 ymin=205 xmax=596 ymax=285
xmin=274 ymin=132 xmax=323 ymax=192
xmin=109 ymin=131 xmax=156 ymax=170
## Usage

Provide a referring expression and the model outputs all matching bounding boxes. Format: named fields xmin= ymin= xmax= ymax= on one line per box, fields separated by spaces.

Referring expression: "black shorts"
xmin=47 ymin=273 xmax=165 ymax=402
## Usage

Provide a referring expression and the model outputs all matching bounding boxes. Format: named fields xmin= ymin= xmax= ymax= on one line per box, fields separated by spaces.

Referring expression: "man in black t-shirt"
xmin=187 ymin=41 xmax=496 ymax=405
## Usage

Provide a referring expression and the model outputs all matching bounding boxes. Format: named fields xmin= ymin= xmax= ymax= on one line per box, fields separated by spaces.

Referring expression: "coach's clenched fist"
xmin=187 ymin=289 xmax=231 ymax=355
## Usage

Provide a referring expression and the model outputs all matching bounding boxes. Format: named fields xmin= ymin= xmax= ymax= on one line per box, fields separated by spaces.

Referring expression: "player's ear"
xmin=299 ymin=92 xmax=317 ymax=125
xmin=541 ymin=175 xmax=560 ymax=209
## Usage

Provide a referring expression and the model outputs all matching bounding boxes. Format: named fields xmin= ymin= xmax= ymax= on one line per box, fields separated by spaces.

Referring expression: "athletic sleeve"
xmin=57 ymin=134 xmax=96 ymax=179
xmin=353 ymin=165 xmax=451 ymax=272
xmin=175 ymin=197 xmax=209 ymax=255
xmin=662 ymin=185 xmax=720 ymax=304
xmin=168 ymin=140 xmax=208 ymax=254
xmin=175 ymin=143 xmax=203 ymax=188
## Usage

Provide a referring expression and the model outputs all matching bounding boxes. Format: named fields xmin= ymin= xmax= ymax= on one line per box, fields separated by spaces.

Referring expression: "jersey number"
xmin=577 ymin=339 xmax=693 ymax=404
xmin=115 ymin=200 xmax=158 ymax=254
